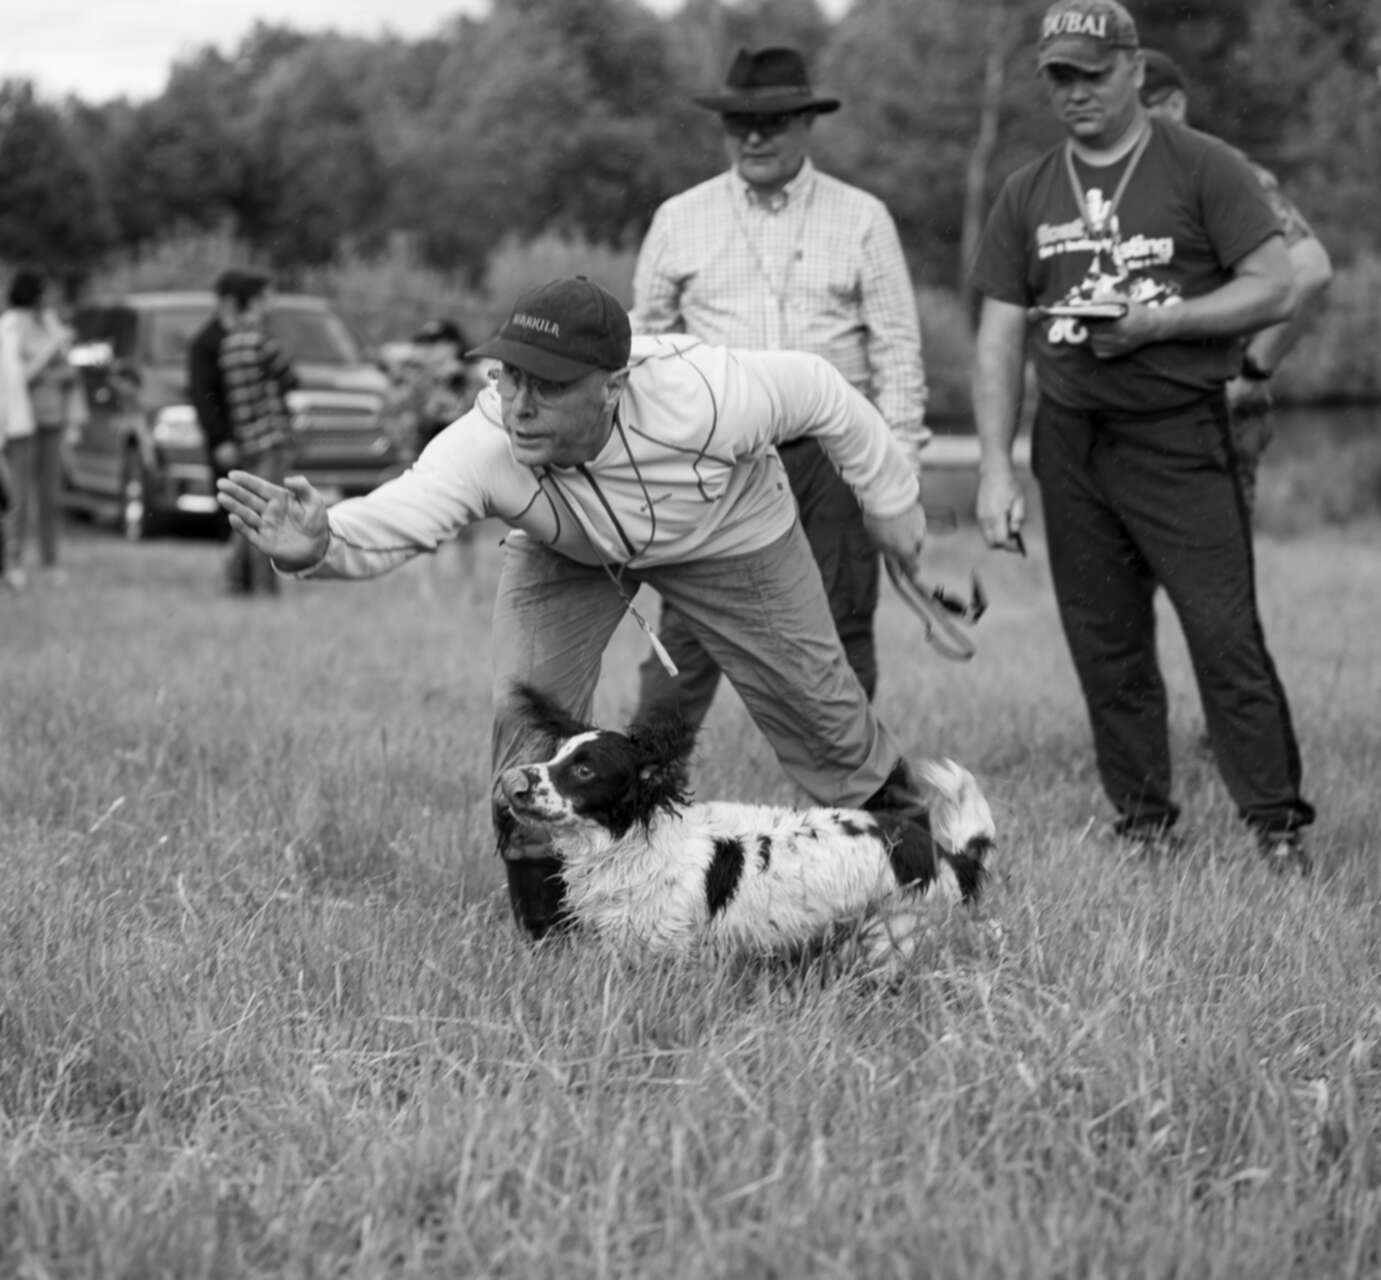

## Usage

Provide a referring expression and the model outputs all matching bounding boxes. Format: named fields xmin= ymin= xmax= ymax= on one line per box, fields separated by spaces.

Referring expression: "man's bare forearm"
xmin=972 ymin=302 xmax=1029 ymax=473
xmin=1149 ymin=236 xmax=1295 ymax=343
xmin=1246 ymin=237 xmax=1333 ymax=374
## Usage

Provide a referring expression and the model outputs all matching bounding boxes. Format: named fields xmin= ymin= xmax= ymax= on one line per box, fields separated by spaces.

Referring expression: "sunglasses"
xmin=722 ymin=113 xmax=801 ymax=139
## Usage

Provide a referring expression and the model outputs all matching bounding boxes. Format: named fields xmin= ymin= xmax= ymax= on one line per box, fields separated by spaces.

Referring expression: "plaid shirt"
xmin=631 ymin=159 xmax=929 ymax=460
xmin=220 ymin=325 xmax=297 ymax=455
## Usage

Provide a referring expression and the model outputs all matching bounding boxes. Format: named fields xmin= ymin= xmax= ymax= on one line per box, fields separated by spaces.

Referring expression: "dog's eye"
xmin=570 ymin=764 xmax=595 ymax=781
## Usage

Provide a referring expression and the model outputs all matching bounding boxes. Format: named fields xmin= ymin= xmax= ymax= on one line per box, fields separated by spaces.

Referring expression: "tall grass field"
xmin=3 ymin=496 xmax=1380 ymax=1276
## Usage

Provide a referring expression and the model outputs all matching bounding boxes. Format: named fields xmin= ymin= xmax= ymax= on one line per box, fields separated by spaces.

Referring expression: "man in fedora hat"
xmin=216 ymin=276 xmax=936 ymax=938
xmin=628 ymin=45 xmax=928 ymax=740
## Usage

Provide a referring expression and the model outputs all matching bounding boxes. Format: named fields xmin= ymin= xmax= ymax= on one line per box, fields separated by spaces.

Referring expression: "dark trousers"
xmin=1032 ymin=393 xmax=1313 ymax=837
xmin=3 ymin=425 xmax=64 ymax=570
xmin=633 ymin=438 xmax=880 ymax=733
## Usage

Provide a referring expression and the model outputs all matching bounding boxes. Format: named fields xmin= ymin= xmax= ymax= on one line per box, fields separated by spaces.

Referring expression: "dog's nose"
xmin=498 ymin=767 xmax=531 ymax=802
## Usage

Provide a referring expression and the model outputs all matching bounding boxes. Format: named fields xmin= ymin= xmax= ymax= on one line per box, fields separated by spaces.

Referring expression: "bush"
xmin=1258 ymin=431 xmax=1381 ymax=534
xmin=1274 ymin=250 xmax=1381 ymax=405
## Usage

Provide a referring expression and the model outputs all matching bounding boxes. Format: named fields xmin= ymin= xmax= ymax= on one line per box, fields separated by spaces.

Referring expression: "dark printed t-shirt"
xmin=970 ymin=119 xmax=1282 ymax=414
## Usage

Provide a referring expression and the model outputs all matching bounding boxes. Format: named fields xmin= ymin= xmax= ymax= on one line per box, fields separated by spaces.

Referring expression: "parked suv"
xmin=63 ymin=291 xmax=407 ymax=538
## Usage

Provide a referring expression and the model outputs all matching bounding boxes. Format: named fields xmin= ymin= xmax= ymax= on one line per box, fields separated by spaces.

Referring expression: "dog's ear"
xmin=627 ymin=714 xmax=694 ymax=810
xmin=509 ymin=682 xmax=592 ymax=749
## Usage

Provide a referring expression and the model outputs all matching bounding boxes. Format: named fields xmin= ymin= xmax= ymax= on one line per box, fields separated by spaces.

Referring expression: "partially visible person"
xmin=188 ymin=269 xmax=298 ymax=596
xmin=628 ymin=46 xmax=928 ymax=735
xmin=0 ymin=268 xmax=76 ymax=591
xmin=0 ymin=445 xmax=13 ymax=587
xmin=1140 ymin=48 xmax=1333 ymax=513
xmin=216 ymin=276 xmax=934 ymax=939
xmin=400 ymin=318 xmax=483 ymax=458
xmin=385 ymin=317 xmax=489 ymax=597
xmin=970 ymin=0 xmax=1315 ymax=873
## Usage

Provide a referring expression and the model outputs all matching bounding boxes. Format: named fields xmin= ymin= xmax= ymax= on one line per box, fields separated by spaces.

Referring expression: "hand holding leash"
xmin=863 ymin=503 xmax=928 ymax=578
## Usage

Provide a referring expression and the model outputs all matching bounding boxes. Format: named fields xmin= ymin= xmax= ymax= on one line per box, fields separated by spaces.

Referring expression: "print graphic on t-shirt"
xmin=1037 ymin=187 xmax=1179 ymax=345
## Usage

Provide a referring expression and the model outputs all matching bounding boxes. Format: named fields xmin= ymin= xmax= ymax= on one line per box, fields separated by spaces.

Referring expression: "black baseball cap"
xmin=468 ymin=277 xmax=631 ymax=384
xmin=1037 ymin=0 xmax=1139 ymax=72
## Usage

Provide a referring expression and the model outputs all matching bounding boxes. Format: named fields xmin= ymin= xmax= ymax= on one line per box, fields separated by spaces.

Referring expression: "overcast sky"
xmin=4 ymin=0 xmax=697 ymax=104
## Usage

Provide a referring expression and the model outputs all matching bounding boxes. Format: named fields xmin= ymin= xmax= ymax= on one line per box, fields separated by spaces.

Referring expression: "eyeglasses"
xmin=722 ymin=113 xmax=801 ymax=139
xmin=490 ymin=362 xmax=581 ymax=407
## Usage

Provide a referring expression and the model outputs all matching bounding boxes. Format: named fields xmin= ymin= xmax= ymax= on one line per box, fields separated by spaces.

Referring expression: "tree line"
xmin=2 ymin=0 xmax=1377 ymax=301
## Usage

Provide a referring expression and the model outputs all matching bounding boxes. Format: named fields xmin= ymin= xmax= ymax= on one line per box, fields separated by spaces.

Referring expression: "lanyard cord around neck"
xmin=728 ymin=170 xmax=816 ymax=313
xmin=539 ymin=418 xmax=680 ymax=677
xmin=1063 ymin=121 xmax=1152 ymax=237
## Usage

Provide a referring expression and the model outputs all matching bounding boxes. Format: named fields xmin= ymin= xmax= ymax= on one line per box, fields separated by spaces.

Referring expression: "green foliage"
xmin=4 ymin=0 xmax=1378 ymax=393
xmin=1124 ymin=0 xmax=1381 ymax=263
xmin=239 ymin=44 xmax=390 ymax=268
xmin=1275 ymin=252 xmax=1381 ymax=405
xmin=0 ymin=82 xmax=113 ymax=281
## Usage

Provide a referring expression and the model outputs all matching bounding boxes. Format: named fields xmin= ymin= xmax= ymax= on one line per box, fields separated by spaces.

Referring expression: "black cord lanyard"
xmin=540 ymin=420 xmax=680 ymax=677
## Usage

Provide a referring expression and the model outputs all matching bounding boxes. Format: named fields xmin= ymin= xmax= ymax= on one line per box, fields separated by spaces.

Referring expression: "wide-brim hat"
xmin=692 ymin=47 xmax=840 ymax=116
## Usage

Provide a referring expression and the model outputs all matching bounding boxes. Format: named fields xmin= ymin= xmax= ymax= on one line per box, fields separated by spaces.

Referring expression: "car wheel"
xmin=59 ymin=465 xmax=96 ymax=523
xmin=119 ymin=448 xmax=164 ymax=540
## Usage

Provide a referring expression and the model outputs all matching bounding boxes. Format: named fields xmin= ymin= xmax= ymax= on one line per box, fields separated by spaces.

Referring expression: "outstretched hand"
xmin=216 ymin=470 xmax=330 ymax=572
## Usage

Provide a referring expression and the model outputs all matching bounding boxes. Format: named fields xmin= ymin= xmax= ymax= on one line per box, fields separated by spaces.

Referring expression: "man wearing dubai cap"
xmin=968 ymin=0 xmax=1315 ymax=873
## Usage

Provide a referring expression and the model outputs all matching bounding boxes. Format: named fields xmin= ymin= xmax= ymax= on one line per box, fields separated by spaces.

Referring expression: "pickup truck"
xmin=63 ymin=291 xmax=407 ymax=538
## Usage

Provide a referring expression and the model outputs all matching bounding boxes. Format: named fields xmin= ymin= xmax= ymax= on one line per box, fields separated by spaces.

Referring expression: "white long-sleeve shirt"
xmin=305 ymin=335 xmax=919 ymax=579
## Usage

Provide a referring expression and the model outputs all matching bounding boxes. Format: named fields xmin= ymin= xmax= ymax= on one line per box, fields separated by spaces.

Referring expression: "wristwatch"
xmin=1240 ymin=352 xmax=1272 ymax=381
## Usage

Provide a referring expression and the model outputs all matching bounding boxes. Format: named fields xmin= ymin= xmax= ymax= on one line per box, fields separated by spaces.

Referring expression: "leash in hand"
xmin=885 ymin=557 xmax=987 ymax=663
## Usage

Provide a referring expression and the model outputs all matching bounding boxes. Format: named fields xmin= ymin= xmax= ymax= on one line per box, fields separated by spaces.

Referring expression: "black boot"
xmin=861 ymin=759 xmax=928 ymax=820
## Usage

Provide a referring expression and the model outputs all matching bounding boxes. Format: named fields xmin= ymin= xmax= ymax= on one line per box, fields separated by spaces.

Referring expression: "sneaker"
xmin=1257 ymin=830 xmax=1311 ymax=877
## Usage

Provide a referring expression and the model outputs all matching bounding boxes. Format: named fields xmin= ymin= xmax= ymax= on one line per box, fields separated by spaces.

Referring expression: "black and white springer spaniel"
xmin=496 ymin=686 xmax=997 ymax=976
